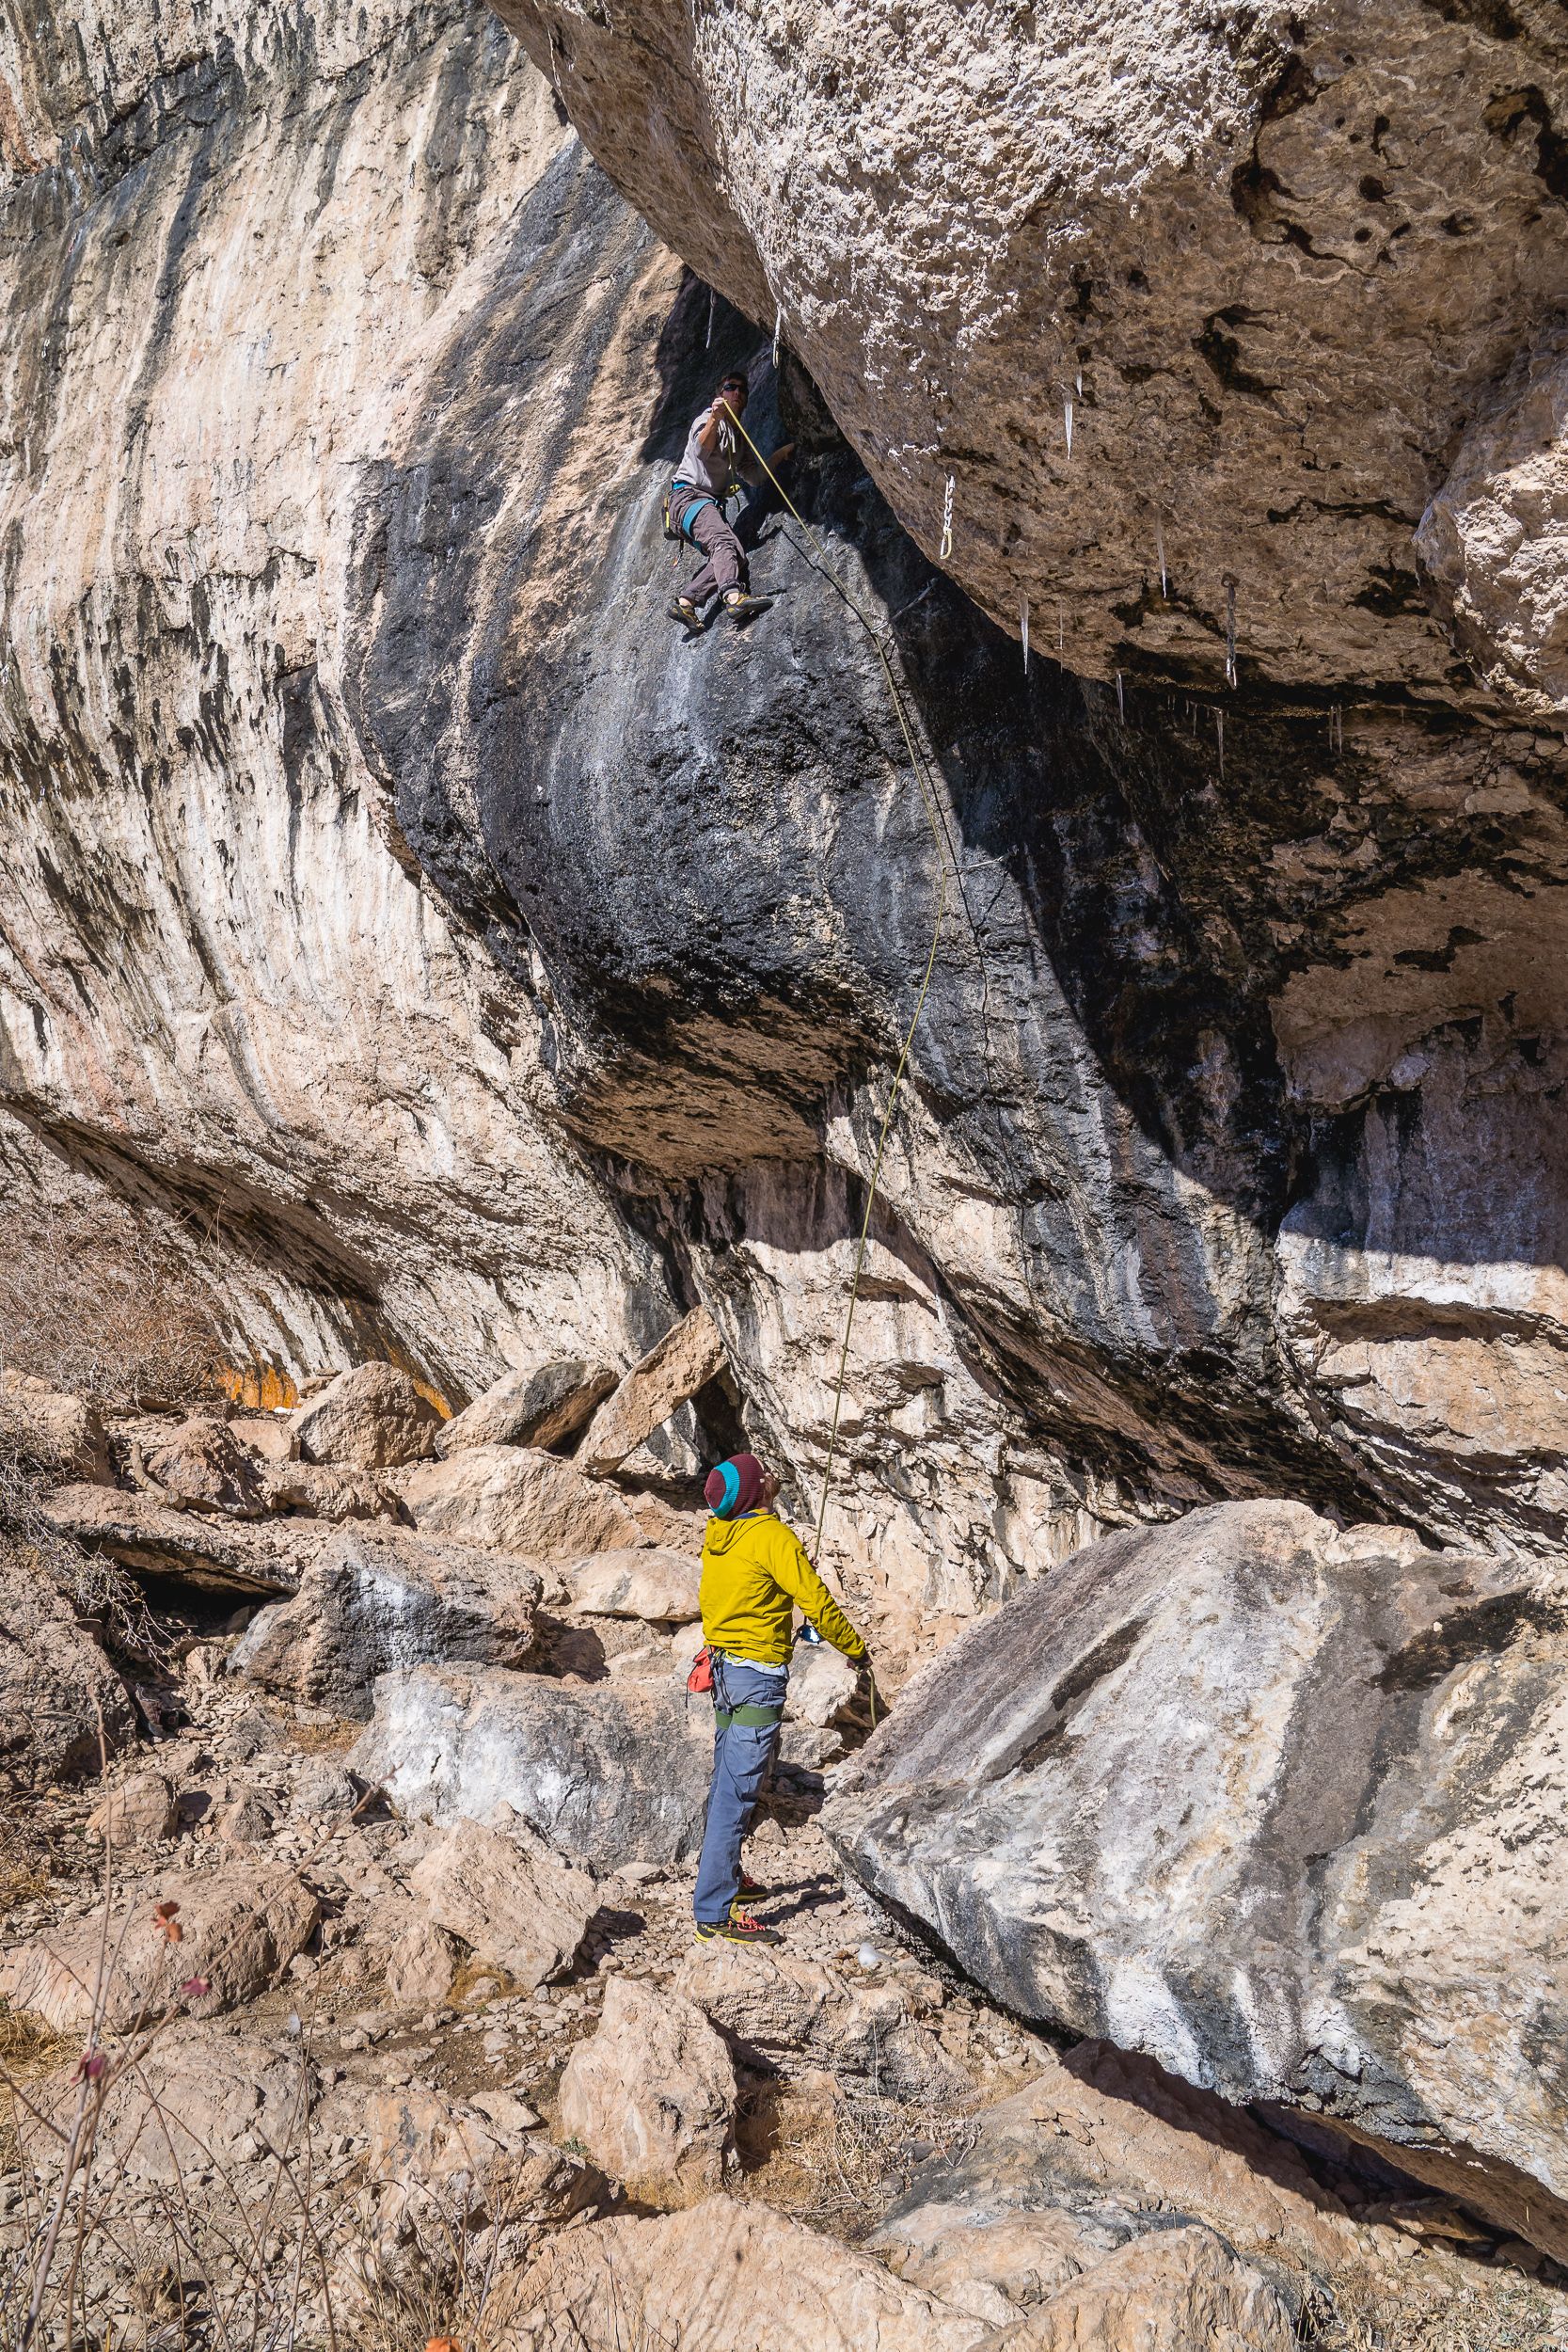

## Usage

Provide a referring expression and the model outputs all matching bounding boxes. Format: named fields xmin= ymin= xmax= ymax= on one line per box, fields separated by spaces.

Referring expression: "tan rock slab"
xmin=437 ymin=1360 xmax=616 ymax=1456
xmin=673 ymin=1942 xmax=964 ymax=2105
xmin=0 ymin=1527 xmax=135 ymax=1785
xmin=408 ymin=1815 xmax=595 ymax=1991
xmin=143 ymin=1415 xmax=268 ymax=1516
xmin=577 ymin=1305 xmax=725 ymax=1473
xmin=86 ymin=1769 xmax=179 ymax=1850
xmin=260 ymin=1459 xmax=403 ymax=1521
xmin=293 ymin=1360 xmax=442 ymax=1470
xmin=556 ymin=1978 xmax=737 ymax=2202
xmin=480 ymin=2197 xmax=988 ymax=2352
xmin=40 ymin=1485 xmax=296 ymax=1596
xmin=400 ymin=1444 xmax=640 ymax=1560
xmin=348 ymin=2082 xmax=602 ymax=2234
xmin=871 ymin=2041 xmax=1371 ymax=2308
xmin=230 ymin=1411 xmax=299 ymax=1464
xmin=23 ymin=2024 xmax=314 ymax=2187
xmin=1004 ymin=2225 xmax=1293 ymax=2351
xmin=569 ymin=1544 xmax=699 ymax=1623
xmin=0 ymin=1369 xmax=113 ymax=1483
xmin=0 ymin=1865 xmax=319 ymax=2033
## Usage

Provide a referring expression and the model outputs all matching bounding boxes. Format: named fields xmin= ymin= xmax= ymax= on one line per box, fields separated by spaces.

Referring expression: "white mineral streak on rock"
xmin=826 ymin=1499 xmax=1568 ymax=2255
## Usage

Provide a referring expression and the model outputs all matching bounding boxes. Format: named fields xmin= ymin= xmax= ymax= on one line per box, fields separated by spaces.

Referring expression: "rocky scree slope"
xmin=0 ymin=0 xmax=1564 ymax=1621
xmin=4 ymin=1369 xmax=1567 ymax=2349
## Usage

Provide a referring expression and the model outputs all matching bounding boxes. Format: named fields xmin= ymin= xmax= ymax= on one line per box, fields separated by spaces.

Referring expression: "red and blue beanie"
xmin=705 ymin=1452 xmax=765 ymax=1518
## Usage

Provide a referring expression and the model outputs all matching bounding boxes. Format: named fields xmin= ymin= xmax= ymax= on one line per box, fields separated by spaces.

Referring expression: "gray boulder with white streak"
xmin=825 ymin=1500 xmax=1568 ymax=2258
xmin=436 ymin=1360 xmax=616 ymax=1456
xmin=351 ymin=1663 xmax=713 ymax=1868
xmin=230 ymin=1528 xmax=542 ymax=1718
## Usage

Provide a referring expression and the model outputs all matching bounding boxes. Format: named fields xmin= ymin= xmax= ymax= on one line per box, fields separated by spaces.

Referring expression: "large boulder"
xmin=142 ymin=1415 xmax=269 ymax=1516
xmin=480 ymin=2199 xmax=989 ymax=2352
xmin=23 ymin=2026 xmax=315 ymax=2187
xmin=0 ymin=1529 xmax=134 ymax=1784
xmin=569 ymin=1545 xmax=699 ymax=1624
xmin=872 ymin=2042 xmax=1372 ymax=2319
xmin=400 ymin=1445 xmax=641 ymax=1560
xmin=293 ymin=1361 xmax=442 ymax=1470
xmin=557 ymin=1977 xmax=737 ymax=2202
xmin=0 ymin=1866 xmax=319 ymax=2032
xmin=577 ymin=1305 xmax=726 ymax=1474
xmin=0 ymin=1369 xmax=113 ymax=1483
xmin=230 ymin=1527 xmax=542 ymax=1718
xmin=407 ymin=1815 xmax=596 ymax=1989
xmin=351 ymin=1665 xmax=712 ymax=1868
xmin=826 ymin=1500 xmax=1568 ymax=2256
xmin=436 ymin=1360 xmax=616 ymax=1457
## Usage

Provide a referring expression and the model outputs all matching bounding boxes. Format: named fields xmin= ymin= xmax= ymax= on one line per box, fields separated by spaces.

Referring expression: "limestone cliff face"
xmin=0 ymin=0 xmax=680 ymax=1394
xmin=3 ymin=0 xmax=1567 ymax=1612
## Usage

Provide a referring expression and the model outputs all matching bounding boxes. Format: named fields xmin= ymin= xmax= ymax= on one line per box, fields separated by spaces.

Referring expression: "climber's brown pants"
xmin=686 ymin=501 xmax=747 ymax=607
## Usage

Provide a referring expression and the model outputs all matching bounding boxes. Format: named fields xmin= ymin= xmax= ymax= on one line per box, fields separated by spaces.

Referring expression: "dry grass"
xmin=0 ymin=1193 xmax=225 ymax=1410
xmin=289 ymin=1718 xmax=360 ymax=1756
xmin=0 ymin=1856 xmax=50 ymax=1915
xmin=447 ymin=1957 xmax=525 ymax=2009
xmin=736 ymin=2072 xmax=976 ymax=2240
xmin=0 ymin=1422 xmax=169 ymax=1668
xmin=1307 ymin=2270 xmax=1568 ymax=2350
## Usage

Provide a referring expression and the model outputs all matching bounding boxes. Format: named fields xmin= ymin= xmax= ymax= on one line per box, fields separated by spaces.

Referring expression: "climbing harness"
xmin=720 ymin=406 xmax=958 ymax=1723
xmin=662 ymin=480 xmax=738 ymax=546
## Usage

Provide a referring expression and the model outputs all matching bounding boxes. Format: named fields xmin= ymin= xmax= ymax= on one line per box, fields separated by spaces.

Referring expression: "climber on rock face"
xmin=666 ymin=370 xmax=792 ymax=634
xmin=691 ymin=1451 xmax=869 ymax=1945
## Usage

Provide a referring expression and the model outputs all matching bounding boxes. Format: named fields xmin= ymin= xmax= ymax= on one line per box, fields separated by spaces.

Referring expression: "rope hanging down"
xmin=720 ymin=402 xmax=957 ymax=1581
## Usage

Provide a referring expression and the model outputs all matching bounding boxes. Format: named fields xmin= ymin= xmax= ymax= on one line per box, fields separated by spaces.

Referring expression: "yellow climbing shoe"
xmin=694 ymin=1908 xmax=782 ymax=1947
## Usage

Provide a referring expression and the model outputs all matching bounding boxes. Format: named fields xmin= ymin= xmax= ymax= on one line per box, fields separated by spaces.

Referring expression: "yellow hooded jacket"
xmin=700 ymin=1510 xmax=866 ymax=1669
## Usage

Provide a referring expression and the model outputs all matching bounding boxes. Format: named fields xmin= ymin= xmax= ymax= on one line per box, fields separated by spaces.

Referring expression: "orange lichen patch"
xmin=215 ymin=1364 xmax=299 ymax=1411
xmin=217 ymin=1350 xmax=452 ymax=1418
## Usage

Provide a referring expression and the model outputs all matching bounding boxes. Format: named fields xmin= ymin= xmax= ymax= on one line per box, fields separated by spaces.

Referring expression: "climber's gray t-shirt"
xmin=677 ymin=403 xmax=740 ymax=496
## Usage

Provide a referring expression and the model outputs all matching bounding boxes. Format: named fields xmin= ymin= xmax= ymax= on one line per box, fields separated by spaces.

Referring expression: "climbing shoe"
xmin=737 ymin=1869 xmax=768 ymax=1899
xmin=722 ymin=592 xmax=773 ymax=625
xmin=695 ymin=1909 xmax=782 ymax=1947
xmin=668 ymin=596 xmax=703 ymax=632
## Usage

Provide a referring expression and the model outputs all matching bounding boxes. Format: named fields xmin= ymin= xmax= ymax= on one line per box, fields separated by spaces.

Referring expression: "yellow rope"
xmin=718 ymin=401 xmax=954 ymax=1665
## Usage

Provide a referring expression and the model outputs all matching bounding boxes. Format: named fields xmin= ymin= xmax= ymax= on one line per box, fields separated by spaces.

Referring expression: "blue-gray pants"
xmin=692 ymin=1653 xmax=786 ymax=1925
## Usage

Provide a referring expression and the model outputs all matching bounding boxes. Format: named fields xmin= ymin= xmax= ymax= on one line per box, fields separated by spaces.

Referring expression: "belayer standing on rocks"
xmin=666 ymin=370 xmax=792 ymax=634
xmin=691 ymin=1451 xmax=869 ymax=1946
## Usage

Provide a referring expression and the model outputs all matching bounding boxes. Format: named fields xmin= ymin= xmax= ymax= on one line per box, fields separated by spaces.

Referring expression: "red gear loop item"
xmin=687 ymin=1645 xmax=714 ymax=1694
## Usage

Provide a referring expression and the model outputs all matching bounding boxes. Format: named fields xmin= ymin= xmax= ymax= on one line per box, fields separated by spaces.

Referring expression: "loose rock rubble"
xmin=2 ymin=1367 xmax=1567 ymax=2352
